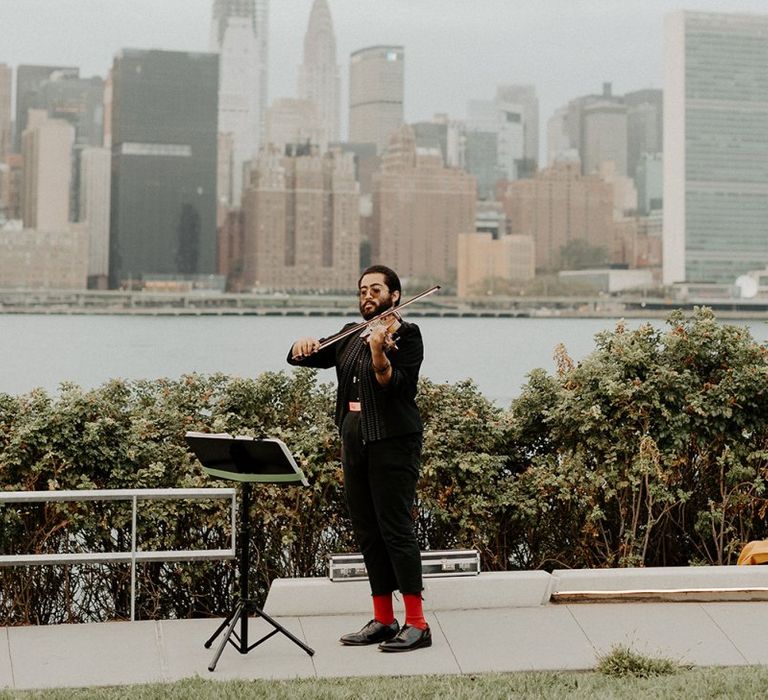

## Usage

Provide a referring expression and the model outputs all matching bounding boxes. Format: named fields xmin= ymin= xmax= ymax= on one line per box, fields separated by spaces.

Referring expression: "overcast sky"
xmin=2 ymin=0 xmax=767 ymax=147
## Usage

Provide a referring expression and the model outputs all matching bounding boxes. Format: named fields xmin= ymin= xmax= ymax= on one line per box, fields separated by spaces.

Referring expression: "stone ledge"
xmin=263 ymin=571 xmax=553 ymax=617
xmin=550 ymin=565 xmax=768 ymax=602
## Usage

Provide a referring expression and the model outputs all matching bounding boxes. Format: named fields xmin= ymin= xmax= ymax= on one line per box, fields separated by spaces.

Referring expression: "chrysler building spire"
xmin=298 ymin=0 xmax=340 ymax=146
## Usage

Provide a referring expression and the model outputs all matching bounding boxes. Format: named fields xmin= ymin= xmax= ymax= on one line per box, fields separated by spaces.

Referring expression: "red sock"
xmin=372 ymin=593 xmax=395 ymax=625
xmin=403 ymin=593 xmax=427 ymax=630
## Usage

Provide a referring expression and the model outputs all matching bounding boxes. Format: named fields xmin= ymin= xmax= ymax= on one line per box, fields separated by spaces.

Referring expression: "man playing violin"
xmin=287 ymin=264 xmax=430 ymax=652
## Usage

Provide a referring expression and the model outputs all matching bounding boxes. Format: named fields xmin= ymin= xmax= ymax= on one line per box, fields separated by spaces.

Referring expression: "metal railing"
xmin=0 ymin=488 xmax=237 ymax=621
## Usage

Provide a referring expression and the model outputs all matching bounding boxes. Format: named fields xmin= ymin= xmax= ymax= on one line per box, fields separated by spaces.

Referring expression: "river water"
xmin=2 ymin=314 xmax=767 ymax=406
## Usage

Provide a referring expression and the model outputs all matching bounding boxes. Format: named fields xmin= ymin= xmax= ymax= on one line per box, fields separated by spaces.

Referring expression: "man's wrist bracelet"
xmin=373 ymin=362 xmax=391 ymax=374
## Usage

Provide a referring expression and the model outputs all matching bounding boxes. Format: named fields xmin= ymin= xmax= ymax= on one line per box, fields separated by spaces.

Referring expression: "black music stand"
xmin=184 ymin=431 xmax=315 ymax=672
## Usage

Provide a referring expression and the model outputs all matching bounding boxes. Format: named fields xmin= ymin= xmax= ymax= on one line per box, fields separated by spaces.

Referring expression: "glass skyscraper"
xmin=109 ymin=49 xmax=219 ymax=289
xmin=664 ymin=11 xmax=768 ymax=284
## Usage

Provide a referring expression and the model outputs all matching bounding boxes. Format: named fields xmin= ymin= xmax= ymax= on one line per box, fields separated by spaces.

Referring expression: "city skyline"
xmin=2 ymin=0 xmax=768 ymax=161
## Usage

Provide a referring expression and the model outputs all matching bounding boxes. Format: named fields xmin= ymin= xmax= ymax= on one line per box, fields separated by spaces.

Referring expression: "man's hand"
xmin=291 ymin=337 xmax=320 ymax=360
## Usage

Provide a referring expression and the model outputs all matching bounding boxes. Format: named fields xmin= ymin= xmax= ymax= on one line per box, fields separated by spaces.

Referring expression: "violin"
xmin=291 ymin=285 xmax=440 ymax=360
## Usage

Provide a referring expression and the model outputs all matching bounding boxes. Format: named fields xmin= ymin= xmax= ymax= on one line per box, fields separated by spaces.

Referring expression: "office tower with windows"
xmin=109 ymin=49 xmax=219 ymax=288
xmin=210 ymin=0 xmax=269 ymax=205
xmin=495 ymin=85 xmax=539 ymax=169
xmin=664 ymin=11 xmax=768 ymax=284
xmin=242 ymin=147 xmax=360 ymax=291
xmin=372 ymin=125 xmax=476 ymax=285
xmin=298 ymin=0 xmax=340 ymax=147
xmin=349 ymin=46 xmax=404 ymax=154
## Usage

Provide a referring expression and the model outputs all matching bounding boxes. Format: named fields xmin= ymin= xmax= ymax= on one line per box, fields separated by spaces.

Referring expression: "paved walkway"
xmin=3 ymin=569 xmax=768 ymax=690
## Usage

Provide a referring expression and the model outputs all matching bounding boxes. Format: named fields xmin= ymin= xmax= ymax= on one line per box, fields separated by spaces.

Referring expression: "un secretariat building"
xmin=109 ymin=49 xmax=218 ymax=289
xmin=663 ymin=11 xmax=768 ymax=285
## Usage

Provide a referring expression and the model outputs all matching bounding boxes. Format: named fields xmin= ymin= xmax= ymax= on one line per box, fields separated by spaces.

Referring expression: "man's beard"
xmin=360 ymin=296 xmax=394 ymax=320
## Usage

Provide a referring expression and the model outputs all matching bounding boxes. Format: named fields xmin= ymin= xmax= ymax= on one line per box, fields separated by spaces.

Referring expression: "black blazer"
xmin=287 ymin=320 xmax=423 ymax=440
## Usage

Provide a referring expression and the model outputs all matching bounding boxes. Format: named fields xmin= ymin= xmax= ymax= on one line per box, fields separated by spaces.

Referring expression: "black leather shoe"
xmin=378 ymin=624 xmax=432 ymax=652
xmin=339 ymin=619 xmax=400 ymax=646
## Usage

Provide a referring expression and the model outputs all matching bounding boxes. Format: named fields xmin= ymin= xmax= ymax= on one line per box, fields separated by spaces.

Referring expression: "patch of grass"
xmin=596 ymin=643 xmax=690 ymax=678
xmin=6 ymin=667 xmax=768 ymax=700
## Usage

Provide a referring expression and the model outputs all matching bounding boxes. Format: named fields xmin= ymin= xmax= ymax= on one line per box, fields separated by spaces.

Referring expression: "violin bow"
xmin=314 ymin=284 xmax=441 ymax=352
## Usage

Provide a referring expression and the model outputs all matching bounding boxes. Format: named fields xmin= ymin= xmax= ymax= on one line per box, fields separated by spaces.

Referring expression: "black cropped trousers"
xmin=341 ymin=412 xmax=423 ymax=597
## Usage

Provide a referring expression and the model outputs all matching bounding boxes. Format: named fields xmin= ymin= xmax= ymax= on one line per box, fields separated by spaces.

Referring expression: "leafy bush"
xmin=2 ymin=308 xmax=768 ymax=624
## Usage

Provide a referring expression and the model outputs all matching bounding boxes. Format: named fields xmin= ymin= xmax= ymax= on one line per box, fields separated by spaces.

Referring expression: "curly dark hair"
xmin=357 ymin=265 xmax=402 ymax=306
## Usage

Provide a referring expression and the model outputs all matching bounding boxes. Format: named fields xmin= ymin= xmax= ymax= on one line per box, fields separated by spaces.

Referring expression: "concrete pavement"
xmin=2 ymin=567 xmax=768 ymax=691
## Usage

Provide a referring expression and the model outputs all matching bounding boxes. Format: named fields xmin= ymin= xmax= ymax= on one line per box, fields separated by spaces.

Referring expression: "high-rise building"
xmin=495 ymin=85 xmax=539 ymax=167
xmin=109 ymin=49 xmax=219 ymax=289
xmin=0 ymin=64 xmax=11 ymax=159
xmin=664 ymin=11 xmax=768 ymax=284
xmin=241 ymin=147 xmax=360 ymax=291
xmin=14 ymin=65 xmax=78 ymax=153
xmin=582 ymin=95 xmax=627 ymax=177
xmin=372 ymin=125 xmax=476 ymax=284
xmin=21 ymin=110 xmax=75 ymax=230
xmin=464 ymin=130 xmax=502 ymax=200
xmin=349 ymin=46 xmax=404 ymax=153
xmin=298 ymin=0 xmax=340 ymax=147
xmin=79 ymin=147 xmax=112 ymax=288
xmin=467 ymin=98 xmax=525 ymax=183
xmin=501 ymin=161 xmax=614 ymax=272
xmin=35 ymin=73 xmax=105 ymax=219
xmin=625 ymin=89 xmax=663 ymax=182
xmin=210 ymin=0 xmax=269 ymax=206
xmin=557 ymin=83 xmax=628 ymax=176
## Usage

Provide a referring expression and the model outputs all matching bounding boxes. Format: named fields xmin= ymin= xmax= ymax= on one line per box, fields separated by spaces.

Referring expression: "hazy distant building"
xmin=79 ymin=147 xmax=111 ymax=288
xmin=464 ymin=130 xmax=502 ymax=200
xmin=501 ymin=160 xmax=614 ymax=271
xmin=109 ymin=49 xmax=219 ymax=289
xmin=457 ymin=232 xmax=534 ymax=297
xmin=349 ymin=46 xmax=404 ymax=153
xmin=0 ymin=64 xmax=11 ymax=159
xmin=0 ymin=227 xmax=88 ymax=289
xmin=664 ymin=11 xmax=768 ymax=284
xmin=21 ymin=111 xmax=75 ymax=230
xmin=329 ymin=141 xmax=379 ymax=195
xmin=635 ymin=152 xmax=663 ymax=216
xmin=412 ymin=115 xmax=465 ymax=169
xmin=242 ymin=147 xmax=360 ymax=290
xmin=298 ymin=0 xmax=340 ymax=147
xmin=625 ymin=89 xmax=663 ymax=182
xmin=372 ymin=125 xmax=476 ymax=284
xmin=582 ymin=94 xmax=627 ymax=177
xmin=0 ymin=154 xmax=23 ymax=221
xmin=546 ymin=106 xmax=573 ymax=165
xmin=210 ymin=0 xmax=269 ymax=205
xmin=495 ymin=85 xmax=539 ymax=167
xmin=14 ymin=64 xmax=78 ymax=153
xmin=556 ymin=84 xmax=628 ymax=177
xmin=264 ymin=98 xmax=323 ymax=153
xmin=467 ymin=97 xmax=525 ymax=182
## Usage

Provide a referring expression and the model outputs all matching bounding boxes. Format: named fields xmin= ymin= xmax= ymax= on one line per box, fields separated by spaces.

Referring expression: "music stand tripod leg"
xmin=249 ymin=604 xmax=315 ymax=656
xmin=207 ymin=601 xmax=245 ymax=672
